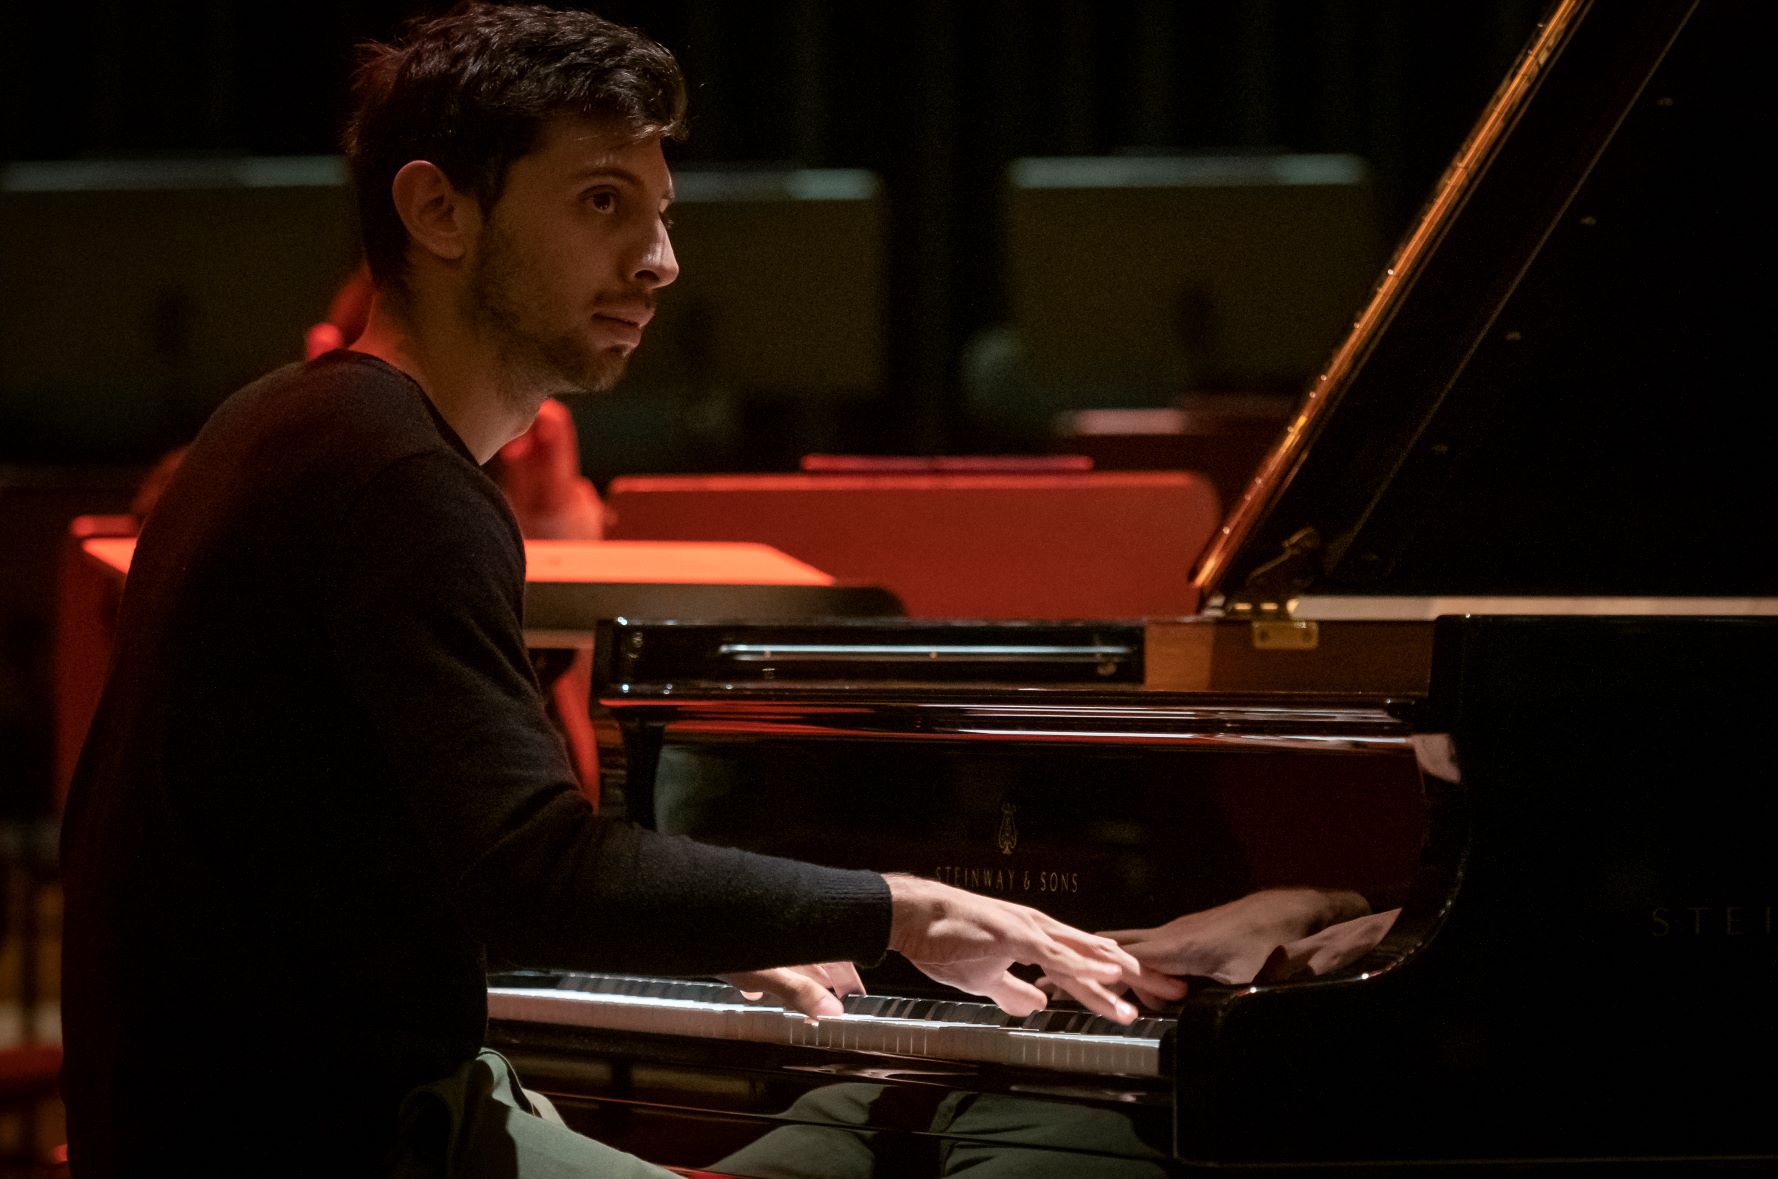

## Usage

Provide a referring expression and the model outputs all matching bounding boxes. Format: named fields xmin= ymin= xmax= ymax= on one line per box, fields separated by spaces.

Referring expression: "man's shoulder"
xmin=199 ymin=351 xmax=474 ymax=483
xmin=225 ymin=351 xmax=434 ymax=435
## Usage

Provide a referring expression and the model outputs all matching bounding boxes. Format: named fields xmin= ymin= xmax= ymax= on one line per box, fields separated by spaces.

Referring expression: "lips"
xmin=594 ymin=305 xmax=654 ymax=330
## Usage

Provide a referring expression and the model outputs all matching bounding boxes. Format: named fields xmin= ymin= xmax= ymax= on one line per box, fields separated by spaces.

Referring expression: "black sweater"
xmin=59 ymin=353 xmax=891 ymax=1173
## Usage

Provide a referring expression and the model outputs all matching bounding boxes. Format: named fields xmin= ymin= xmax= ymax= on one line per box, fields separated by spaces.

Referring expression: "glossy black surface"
xmin=1174 ymin=616 xmax=1778 ymax=1167
xmin=1209 ymin=0 xmax=1778 ymax=603
xmin=595 ymin=618 xmax=1147 ymax=687
xmin=642 ymin=710 xmax=1424 ymax=963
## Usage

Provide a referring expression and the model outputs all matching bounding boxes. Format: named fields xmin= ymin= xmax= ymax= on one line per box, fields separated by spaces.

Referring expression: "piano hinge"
xmin=1249 ymin=618 xmax=1319 ymax=650
xmin=1222 ymin=527 xmax=1323 ymax=647
xmin=1226 ymin=528 xmax=1322 ymax=608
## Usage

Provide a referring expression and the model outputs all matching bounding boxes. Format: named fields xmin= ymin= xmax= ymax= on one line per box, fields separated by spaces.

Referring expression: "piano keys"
xmin=488 ymin=971 xmax=1171 ymax=1077
xmin=492 ymin=0 xmax=1778 ymax=1172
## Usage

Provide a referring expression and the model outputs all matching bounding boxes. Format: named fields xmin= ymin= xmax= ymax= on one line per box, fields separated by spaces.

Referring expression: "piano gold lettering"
xmin=1649 ymin=904 xmax=1774 ymax=937
xmin=933 ymin=865 xmax=1085 ymax=895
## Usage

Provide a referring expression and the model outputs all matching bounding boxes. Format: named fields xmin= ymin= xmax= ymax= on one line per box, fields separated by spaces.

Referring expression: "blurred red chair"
xmin=0 ymin=1042 xmax=64 ymax=1172
xmin=605 ymin=467 xmax=1220 ymax=620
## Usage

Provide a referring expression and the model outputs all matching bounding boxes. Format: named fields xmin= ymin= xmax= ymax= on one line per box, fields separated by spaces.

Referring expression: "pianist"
xmin=57 ymin=4 xmax=1158 ymax=1175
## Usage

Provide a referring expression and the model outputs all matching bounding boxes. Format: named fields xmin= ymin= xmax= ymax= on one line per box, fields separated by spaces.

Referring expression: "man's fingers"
xmin=719 ymin=967 xmax=845 ymax=1019
xmin=776 ymin=972 xmax=845 ymax=1020
xmin=1131 ymin=965 xmax=1189 ymax=1002
xmin=823 ymin=960 xmax=868 ymax=998
xmin=1039 ymin=966 xmax=1187 ymax=1011
xmin=1045 ymin=971 xmax=1138 ymax=1024
xmin=1025 ymin=931 xmax=1143 ymax=996
xmin=717 ymin=970 xmax=771 ymax=1001
xmin=1129 ymin=974 xmax=1189 ymax=1009
xmin=976 ymin=972 xmax=1049 ymax=1019
xmin=1026 ymin=928 xmax=1143 ymax=1021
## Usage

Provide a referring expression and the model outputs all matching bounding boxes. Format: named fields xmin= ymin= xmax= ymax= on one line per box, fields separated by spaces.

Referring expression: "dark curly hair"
xmin=344 ymin=2 xmax=687 ymax=293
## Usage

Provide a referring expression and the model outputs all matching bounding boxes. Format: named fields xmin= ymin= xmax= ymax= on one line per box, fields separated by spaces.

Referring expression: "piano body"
xmin=488 ymin=0 xmax=1778 ymax=1171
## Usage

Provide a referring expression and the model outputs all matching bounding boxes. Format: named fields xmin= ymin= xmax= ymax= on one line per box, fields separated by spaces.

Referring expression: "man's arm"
xmin=324 ymin=453 xmax=892 ymax=975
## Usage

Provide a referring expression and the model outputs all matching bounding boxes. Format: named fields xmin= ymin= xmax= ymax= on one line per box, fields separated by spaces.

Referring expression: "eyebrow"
xmin=571 ymin=165 xmax=674 ymax=204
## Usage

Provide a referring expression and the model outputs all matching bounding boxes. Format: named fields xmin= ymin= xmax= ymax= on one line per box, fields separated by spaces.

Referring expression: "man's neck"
xmin=350 ymin=291 xmax=541 ymax=464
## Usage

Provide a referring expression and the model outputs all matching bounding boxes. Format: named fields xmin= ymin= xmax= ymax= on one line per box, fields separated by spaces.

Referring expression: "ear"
xmin=389 ymin=160 xmax=480 ymax=265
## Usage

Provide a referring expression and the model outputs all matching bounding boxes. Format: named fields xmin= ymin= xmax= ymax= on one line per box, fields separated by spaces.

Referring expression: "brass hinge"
xmin=1222 ymin=526 xmax=1323 ymax=643
xmin=1250 ymin=617 xmax=1320 ymax=650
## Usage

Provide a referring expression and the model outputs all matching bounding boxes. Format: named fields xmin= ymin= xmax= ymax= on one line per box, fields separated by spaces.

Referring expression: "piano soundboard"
xmin=488 ymin=971 xmax=1171 ymax=1078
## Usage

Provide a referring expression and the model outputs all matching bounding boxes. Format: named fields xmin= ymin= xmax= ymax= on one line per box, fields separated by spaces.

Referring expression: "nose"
xmin=633 ymin=217 xmax=679 ymax=290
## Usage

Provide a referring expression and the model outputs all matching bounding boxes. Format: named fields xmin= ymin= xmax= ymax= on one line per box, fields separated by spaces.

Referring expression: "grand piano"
xmin=487 ymin=0 xmax=1778 ymax=1171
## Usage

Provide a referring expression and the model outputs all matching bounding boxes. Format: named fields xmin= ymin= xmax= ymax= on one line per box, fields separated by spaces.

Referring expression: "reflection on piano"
xmin=491 ymin=1 xmax=1777 ymax=1173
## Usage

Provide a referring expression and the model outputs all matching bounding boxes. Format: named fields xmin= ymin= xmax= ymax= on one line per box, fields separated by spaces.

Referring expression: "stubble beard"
xmin=468 ymin=223 xmax=630 ymax=410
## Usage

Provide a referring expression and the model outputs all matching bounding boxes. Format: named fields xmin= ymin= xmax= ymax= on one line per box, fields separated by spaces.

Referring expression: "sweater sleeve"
xmin=321 ymin=451 xmax=891 ymax=974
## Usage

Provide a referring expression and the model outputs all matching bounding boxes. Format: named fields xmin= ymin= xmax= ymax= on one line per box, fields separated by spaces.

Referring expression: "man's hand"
xmin=1095 ymin=888 xmax=1372 ymax=1005
xmin=719 ymin=961 xmax=866 ymax=1020
xmin=885 ymin=874 xmax=1150 ymax=1025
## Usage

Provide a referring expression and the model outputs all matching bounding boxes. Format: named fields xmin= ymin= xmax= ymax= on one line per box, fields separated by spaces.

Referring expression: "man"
xmin=58 ymin=5 xmax=1156 ymax=1174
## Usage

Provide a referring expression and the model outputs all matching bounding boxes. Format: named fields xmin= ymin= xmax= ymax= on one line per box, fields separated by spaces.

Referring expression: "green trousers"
xmin=388 ymin=1050 xmax=677 ymax=1179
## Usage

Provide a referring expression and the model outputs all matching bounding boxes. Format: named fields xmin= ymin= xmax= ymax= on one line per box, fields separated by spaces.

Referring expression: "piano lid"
xmin=1195 ymin=0 xmax=1778 ymax=613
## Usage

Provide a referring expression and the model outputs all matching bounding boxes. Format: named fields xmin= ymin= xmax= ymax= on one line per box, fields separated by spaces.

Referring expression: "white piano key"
xmin=487 ymin=973 xmax=1168 ymax=1077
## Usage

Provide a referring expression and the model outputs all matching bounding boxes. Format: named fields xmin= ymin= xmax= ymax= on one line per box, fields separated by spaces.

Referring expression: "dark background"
xmin=0 ymin=1 xmax=1545 ymax=819
xmin=1 ymin=0 xmax=1545 ymax=463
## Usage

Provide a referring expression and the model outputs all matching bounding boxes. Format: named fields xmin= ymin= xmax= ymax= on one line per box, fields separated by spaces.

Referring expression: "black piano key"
xmin=489 ymin=977 xmax=1174 ymax=1079
xmin=535 ymin=975 xmax=1167 ymax=1044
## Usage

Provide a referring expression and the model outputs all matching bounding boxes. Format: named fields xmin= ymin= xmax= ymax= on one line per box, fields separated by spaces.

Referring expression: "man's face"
xmin=467 ymin=116 xmax=678 ymax=399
